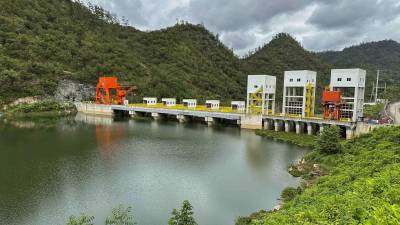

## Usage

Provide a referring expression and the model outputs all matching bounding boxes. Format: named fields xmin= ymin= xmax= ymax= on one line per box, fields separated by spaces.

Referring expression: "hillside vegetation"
xmin=1 ymin=0 xmax=400 ymax=109
xmin=318 ymin=40 xmax=400 ymax=101
xmin=0 ymin=0 xmax=245 ymax=106
xmin=237 ymin=126 xmax=400 ymax=224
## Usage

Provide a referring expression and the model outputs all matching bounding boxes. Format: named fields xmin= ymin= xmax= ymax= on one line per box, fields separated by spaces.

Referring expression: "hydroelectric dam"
xmin=76 ymin=69 xmax=388 ymax=139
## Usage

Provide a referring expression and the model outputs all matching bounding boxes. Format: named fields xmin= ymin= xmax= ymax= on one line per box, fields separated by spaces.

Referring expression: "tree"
xmin=65 ymin=214 xmax=94 ymax=225
xmin=316 ymin=125 xmax=342 ymax=154
xmin=0 ymin=69 xmax=20 ymax=85
xmin=105 ymin=205 xmax=136 ymax=225
xmin=168 ymin=200 xmax=198 ymax=225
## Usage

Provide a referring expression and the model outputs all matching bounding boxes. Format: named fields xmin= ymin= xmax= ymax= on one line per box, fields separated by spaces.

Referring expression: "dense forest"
xmin=1 ymin=0 xmax=400 ymax=107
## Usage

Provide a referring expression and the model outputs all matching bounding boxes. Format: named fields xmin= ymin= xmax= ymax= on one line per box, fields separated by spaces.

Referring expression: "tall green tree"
xmin=316 ymin=125 xmax=342 ymax=154
xmin=168 ymin=200 xmax=198 ymax=225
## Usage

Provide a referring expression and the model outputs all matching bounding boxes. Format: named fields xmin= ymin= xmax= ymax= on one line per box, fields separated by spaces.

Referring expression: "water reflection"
xmin=75 ymin=113 xmax=130 ymax=159
xmin=0 ymin=115 xmax=308 ymax=225
xmin=75 ymin=112 xmax=113 ymax=126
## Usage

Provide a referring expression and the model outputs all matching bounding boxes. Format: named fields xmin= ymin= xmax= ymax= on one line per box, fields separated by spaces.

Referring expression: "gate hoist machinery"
xmin=95 ymin=76 xmax=136 ymax=105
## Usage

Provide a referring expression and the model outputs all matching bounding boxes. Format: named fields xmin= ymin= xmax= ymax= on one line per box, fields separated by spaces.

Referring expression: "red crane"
xmin=95 ymin=76 xmax=137 ymax=105
xmin=322 ymin=89 xmax=342 ymax=120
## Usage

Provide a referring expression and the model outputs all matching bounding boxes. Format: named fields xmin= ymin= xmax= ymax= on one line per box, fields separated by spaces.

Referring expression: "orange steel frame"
xmin=322 ymin=89 xmax=342 ymax=120
xmin=95 ymin=76 xmax=136 ymax=105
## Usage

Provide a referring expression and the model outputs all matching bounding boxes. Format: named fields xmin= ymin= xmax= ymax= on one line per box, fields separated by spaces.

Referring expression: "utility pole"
xmin=375 ymin=70 xmax=380 ymax=103
xmin=370 ymin=82 xmax=375 ymax=103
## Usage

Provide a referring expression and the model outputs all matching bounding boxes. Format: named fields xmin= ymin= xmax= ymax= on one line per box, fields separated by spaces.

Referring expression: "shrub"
xmin=316 ymin=125 xmax=342 ymax=154
xmin=281 ymin=187 xmax=302 ymax=202
xmin=363 ymin=103 xmax=384 ymax=119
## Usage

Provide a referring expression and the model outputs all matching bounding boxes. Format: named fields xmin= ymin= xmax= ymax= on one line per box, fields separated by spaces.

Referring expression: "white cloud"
xmin=85 ymin=0 xmax=400 ymax=55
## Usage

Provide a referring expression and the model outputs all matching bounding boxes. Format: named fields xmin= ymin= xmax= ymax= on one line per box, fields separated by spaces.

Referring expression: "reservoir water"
xmin=0 ymin=113 xmax=307 ymax=225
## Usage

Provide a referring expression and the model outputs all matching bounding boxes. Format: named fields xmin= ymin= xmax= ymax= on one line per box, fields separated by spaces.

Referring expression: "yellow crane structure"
xmin=305 ymin=82 xmax=315 ymax=118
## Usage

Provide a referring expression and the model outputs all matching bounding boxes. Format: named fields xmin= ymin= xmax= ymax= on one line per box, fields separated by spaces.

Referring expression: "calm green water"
xmin=0 ymin=113 xmax=307 ymax=225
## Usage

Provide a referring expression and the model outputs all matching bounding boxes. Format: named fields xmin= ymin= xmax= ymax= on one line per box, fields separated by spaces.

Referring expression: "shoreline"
xmin=255 ymin=129 xmax=316 ymax=148
xmin=1 ymin=100 xmax=76 ymax=119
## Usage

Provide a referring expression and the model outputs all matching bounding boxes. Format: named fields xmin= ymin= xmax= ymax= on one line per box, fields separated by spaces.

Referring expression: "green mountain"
xmin=241 ymin=33 xmax=332 ymax=108
xmin=318 ymin=40 xmax=400 ymax=101
xmin=0 ymin=0 xmax=245 ymax=105
xmin=1 ymin=0 xmax=399 ymax=107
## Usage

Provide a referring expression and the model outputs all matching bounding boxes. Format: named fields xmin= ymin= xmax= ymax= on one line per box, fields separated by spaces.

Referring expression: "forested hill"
xmin=242 ymin=33 xmax=332 ymax=105
xmin=0 ymin=0 xmax=245 ymax=105
xmin=318 ymin=40 xmax=400 ymax=80
xmin=1 ymin=0 xmax=400 ymax=106
xmin=318 ymin=40 xmax=400 ymax=100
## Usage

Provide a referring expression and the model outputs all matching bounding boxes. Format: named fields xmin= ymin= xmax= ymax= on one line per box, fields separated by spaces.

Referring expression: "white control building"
xmin=330 ymin=68 xmax=366 ymax=122
xmin=206 ymin=100 xmax=220 ymax=110
xmin=231 ymin=101 xmax=246 ymax=112
xmin=246 ymin=75 xmax=276 ymax=115
xmin=282 ymin=70 xmax=316 ymax=117
xmin=182 ymin=99 xmax=197 ymax=108
xmin=162 ymin=98 xmax=176 ymax=107
xmin=143 ymin=97 xmax=157 ymax=105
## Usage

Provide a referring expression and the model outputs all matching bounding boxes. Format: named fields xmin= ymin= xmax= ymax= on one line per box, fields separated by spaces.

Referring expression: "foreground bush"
xmin=65 ymin=201 xmax=197 ymax=225
xmin=66 ymin=205 xmax=135 ymax=225
xmin=66 ymin=214 xmax=94 ymax=225
xmin=168 ymin=200 xmax=198 ymax=225
xmin=105 ymin=205 xmax=136 ymax=225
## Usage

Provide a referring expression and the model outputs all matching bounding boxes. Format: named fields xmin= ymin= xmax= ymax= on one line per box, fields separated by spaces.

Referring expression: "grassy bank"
xmin=2 ymin=100 xmax=76 ymax=118
xmin=237 ymin=126 xmax=400 ymax=224
xmin=255 ymin=129 xmax=316 ymax=148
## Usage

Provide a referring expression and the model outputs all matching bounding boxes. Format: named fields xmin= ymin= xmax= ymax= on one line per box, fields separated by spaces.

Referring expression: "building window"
xmin=289 ymin=78 xmax=293 ymax=82
xmin=337 ymin=78 xmax=342 ymax=81
xmin=347 ymin=78 xmax=351 ymax=81
xmin=297 ymin=78 xmax=301 ymax=82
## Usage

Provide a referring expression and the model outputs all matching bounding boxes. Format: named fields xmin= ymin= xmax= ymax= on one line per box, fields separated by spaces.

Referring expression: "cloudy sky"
xmin=86 ymin=0 xmax=400 ymax=56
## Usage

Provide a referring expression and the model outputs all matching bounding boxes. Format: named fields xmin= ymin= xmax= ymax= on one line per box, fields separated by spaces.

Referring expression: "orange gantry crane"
xmin=322 ymin=88 xmax=342 ymax=120
xmin=95 ymin=76 xmax=137 ymax=105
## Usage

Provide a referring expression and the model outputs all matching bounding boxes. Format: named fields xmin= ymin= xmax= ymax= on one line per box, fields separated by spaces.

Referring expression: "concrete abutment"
xmin=240 ymin=115 xmax=263 ymax=129
xmin=205 ymin=117 xmax=216 ymax=126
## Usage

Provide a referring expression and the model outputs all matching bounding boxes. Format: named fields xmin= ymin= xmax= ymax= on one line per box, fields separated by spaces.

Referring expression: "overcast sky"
xmin=85 ymin=0 xmax=400 ymax=56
